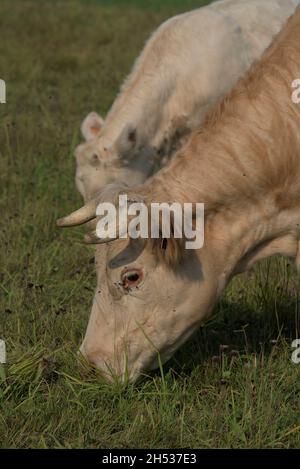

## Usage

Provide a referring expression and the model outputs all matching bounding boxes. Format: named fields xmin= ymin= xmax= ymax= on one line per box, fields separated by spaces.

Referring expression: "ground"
xmin=0 ymin=0 xmax=300 ymax=449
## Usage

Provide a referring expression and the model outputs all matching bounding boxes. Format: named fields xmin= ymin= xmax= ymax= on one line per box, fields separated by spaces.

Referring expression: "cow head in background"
xmin=75 ymin=112 xmax=154 ymax=202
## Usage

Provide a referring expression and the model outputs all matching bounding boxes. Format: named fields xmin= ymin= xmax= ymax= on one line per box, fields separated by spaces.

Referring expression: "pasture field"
xmin=0 ymin=0 xmax=300 ymax=449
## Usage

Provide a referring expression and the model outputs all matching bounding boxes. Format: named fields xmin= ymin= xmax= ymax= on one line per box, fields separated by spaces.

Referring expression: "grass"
xmin=0 ymin=0 xmax=300 ymax=449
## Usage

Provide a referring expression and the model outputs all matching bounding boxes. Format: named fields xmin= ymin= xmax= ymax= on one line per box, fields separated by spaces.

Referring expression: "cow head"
xmin=75 ymin=112 xmax=154 ymax=202
xmin=79 ymin=237 xmax=218 ymax=383
xmin=57 ymin=184 xmax=223 ymax=382
xmin=57 ymin=183 xmax=300 ymax=383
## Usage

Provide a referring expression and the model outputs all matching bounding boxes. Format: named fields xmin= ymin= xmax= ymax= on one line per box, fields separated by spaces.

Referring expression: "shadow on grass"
xmin=151 ymin=291 xmax=300 ymax=380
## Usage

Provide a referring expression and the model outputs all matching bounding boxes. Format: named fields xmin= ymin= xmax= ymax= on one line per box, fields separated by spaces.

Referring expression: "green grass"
xmin=0 ymin=0 xmax=300 ymax=449
xmin=39 ymin=0 xmax=210 ymax=11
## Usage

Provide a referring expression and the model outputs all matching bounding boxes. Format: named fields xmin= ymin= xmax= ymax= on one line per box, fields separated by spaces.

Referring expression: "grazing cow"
xmin=59 ymin=6 xmax=300 ymax=383
xmin=75 ymin=0 xmax=299 ymax=202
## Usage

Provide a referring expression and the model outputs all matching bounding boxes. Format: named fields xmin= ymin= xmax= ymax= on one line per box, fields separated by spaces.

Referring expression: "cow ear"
xmin=114 ymin=124 xmax=137 ymax=157
xmin=81 ymin=112 xmax=104 ymax=141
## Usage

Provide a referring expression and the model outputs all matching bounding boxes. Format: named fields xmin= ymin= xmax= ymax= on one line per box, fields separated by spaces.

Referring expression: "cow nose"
xmin=78 ymin=343 xmax=141 ymax=384
xmin=78 ymin=343 xmax=117 ymax=382
xmin=79 ymin=342 xmax=109 ymax=366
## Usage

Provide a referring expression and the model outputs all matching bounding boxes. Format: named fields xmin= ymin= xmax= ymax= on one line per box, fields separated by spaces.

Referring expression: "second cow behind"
xmin=75 ymin=0 xmax=299 ymax=201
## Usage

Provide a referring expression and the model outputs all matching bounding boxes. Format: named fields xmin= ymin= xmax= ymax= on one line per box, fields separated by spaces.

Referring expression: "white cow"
xmin=59 ymin=6 xmax=300 ymax=382
xmin=75 ymin=0 xmax=299 ymax=202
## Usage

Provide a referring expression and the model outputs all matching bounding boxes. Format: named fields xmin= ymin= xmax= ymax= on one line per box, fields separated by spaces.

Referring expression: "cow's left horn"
xmin=84 ymin=231 xmax=116 ymax=244
xmin=57 ymin=199 xmax=97 ymax=227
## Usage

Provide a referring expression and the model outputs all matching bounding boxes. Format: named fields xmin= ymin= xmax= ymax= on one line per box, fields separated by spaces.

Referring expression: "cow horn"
xmin=84 ymin=231 xmax=117 ymax=244
xmin=56 ymin=199 xmax=97 ymax=227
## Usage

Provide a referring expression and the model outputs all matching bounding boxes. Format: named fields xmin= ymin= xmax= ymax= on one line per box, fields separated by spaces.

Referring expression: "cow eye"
xmin=121 ymin=269 xmax=143 ymax=289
